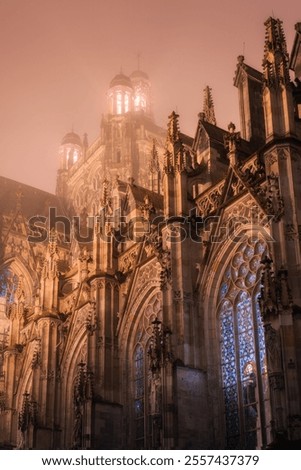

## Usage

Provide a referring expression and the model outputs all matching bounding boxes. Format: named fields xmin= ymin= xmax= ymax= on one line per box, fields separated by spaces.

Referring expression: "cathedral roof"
xmin=110 ymin=72 xmax=133 ymax=88
xmin=233 ymin=56 xmax=263 ymax=87
xmin=130 ymin=69 xmax=149 ymax=80
xmin=0 ymin=176 xmax=66 ymax=218
xmin=129 ymin=183 xmax=163 ymax=211
xmin=61 ymin=131 xmax=82 ymax=147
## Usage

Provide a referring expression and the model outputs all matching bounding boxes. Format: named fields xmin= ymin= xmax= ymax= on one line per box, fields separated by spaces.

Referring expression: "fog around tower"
xmin=0 ymin=0 xmax=298 ymax=193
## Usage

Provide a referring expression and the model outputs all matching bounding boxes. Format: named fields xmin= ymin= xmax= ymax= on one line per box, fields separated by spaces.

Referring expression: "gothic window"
xmin=0 ymin=267 xmax=18 ymax=304
xmin=73 ymin=150 xmax=79 ymax=164
xmin=116 ymin=92 xmax=122 ymax=114
xmin=218 ymin=237 xmax=269 ymax=449
xmin=124 ymin=93 xmax=129 ymax=113
xmin=134 ymin=344 xmax=145 ymax=449
xmin=132 ymin=292 xmax=163 ymax=449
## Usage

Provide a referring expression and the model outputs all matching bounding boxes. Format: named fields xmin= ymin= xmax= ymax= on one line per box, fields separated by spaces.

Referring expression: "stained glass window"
xmin=0 ymin=267 xmax=18 ymax=304
xmin=219 ymin=237 xmax=269 ymax=449
xmin=134 ymin=344 xmax=145 ymax=448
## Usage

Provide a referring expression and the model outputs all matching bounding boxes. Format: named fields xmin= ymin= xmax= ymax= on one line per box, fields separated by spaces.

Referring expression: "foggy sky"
xmin=0 ymin=0 xmax=299 ymax=193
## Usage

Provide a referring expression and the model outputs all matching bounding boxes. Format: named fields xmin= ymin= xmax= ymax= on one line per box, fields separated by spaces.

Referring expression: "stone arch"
xmin=60 ymin=328 xmax=87 ymax=449
xmin=119 ymin=287 xmax=162 ymax=447
xmin=0 ymin=256 xmax=35 ymax=305
xmin=200 ymin=228 xmax=270 ymax=448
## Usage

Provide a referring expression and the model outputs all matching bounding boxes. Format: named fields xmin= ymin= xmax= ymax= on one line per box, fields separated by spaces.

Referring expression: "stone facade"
xmin=0 ymin=18 xmax=301 ymax=449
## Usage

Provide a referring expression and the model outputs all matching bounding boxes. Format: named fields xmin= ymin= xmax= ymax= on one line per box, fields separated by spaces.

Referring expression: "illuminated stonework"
xmin=0 ymin=17 xmax=301 ymax=450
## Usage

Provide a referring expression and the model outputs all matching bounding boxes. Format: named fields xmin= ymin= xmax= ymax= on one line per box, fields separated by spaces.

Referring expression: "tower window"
xmin=124 ymin=93 xmax=129 ymax=113
xmin=116 ymin=92 xmax=122 ymax=114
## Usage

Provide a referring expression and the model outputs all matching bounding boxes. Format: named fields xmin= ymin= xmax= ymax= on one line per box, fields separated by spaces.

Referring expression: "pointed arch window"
xmin=218 ymin=237 xmax=270 ymax=449
xmin=134 ymin=344 xmax=145 ymax=448
xmin=0 ymin=266 xmax=19 ymax=304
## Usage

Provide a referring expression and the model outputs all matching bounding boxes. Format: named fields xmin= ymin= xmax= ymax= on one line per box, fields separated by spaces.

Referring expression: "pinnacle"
xmin=202 ymin=86 xmax=216 ymax=126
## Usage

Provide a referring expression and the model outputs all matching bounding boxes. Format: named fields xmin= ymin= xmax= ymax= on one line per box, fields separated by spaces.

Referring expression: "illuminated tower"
xmin=56 ymin=131 xmax=83 ymax=197
xmin=107 ymin=72 xmax=133 ymax=115
xmin=130 ymin=69 xmax=152 ymax=117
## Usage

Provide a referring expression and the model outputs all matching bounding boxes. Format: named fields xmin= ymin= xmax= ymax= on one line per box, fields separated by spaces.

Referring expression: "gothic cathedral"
xmin=1 ymin=18 xmax=301 ymax=450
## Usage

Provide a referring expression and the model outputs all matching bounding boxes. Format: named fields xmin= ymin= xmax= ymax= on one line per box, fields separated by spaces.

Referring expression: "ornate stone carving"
xmin=224 ymin=122 xmax=241 ymax=158
xmin=285 ymin=223 xmax=298 ymax=241
xmin=265 ymin=324 xmax=282 ymax=373
xmin=265 ymin=151 xmax=277 ymax=168
xmin=118 ymin=244 xmax=140 ymax=273
xmin=257 ymin=173 xmax=284 ymax=222
xmin=278 ymin=147 xmax=289 ymax=160
xmin=41 ymin=369 xmax=55 ymax=381
xmin=269 ymin=372 xmax=285 ymax=390
xmin=72 ymin=361 xmax=93 ymax=449
xmin=196 ymin=181 xmax=224 ymax=217
xmin=31 ymin=338 xmax=41 ymax=369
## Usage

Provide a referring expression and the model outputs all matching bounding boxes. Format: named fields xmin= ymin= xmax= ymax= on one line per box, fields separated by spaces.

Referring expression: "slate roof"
xmin=0 ymin=175 xmax=66 ymax=218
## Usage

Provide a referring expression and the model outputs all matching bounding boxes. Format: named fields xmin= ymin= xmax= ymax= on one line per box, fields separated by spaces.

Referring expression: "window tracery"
xmin=134 ymin=344 xmax=145 ymax=448
xmin=218 ymin=237 xmax=269 ymax=449
xmin=132 ymin=292 xmax=162 ymax=449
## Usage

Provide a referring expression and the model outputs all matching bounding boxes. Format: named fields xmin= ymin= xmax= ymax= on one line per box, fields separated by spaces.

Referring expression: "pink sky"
xmin=0 ymin=0 xmax=299 ymax=193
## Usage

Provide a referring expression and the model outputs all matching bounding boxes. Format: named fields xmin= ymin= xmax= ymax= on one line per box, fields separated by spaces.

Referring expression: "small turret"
xmin=262 ymin=17 xmax=295 ymax=141
xmin=107 ymin=72 xmax=133 ymax=115
xmin=59 ymin=131 xmax=83 ymax=170
xmin=56 ymin=131 xmax=83 ymax=197
xmin=130 ymin=69 xmax=152 ymax=117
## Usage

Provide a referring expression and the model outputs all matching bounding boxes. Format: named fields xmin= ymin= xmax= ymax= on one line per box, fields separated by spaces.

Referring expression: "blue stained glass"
xmin=255 ymin=297 xmax=266 ymax=373
xmin=135 ymin=399 xmax=144 ymax=417
xmin=243 ymin=245 xmax=254 ymax=260
xmin=226 ymin=408 xmax=240 ymax=435
xmin=219 ymin=239 xmax=269 ymax=450
xmin=0 ymin=267 xmax=18 ymax=302
xmin=249 ymin=257 xmax=260 ymax=272
xmin=238 ymin=263 xmax=248 ymax=277
xmin=254 ymin=240 xmax=266 ymax=255
xmin=224 ymin=385 xmax=238 ymax=411
xmin=245 ymin=272 xmax=256 ymax=287
xmin=220 ymin=282 xmax=229 ymax=299
xmin=232 ymin=253 xmax=243 ymax=268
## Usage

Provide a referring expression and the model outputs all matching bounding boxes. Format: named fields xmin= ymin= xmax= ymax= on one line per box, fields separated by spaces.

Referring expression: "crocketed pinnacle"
xmin=262 ymin=17 xmax=290 ymax=87
xmin=167 ymin=111 xmax=181 ymax=145
xmin=202 ymin=86 xmax=216 ymax=126
xmin=149 ymin=139 xmax=160 ymax=173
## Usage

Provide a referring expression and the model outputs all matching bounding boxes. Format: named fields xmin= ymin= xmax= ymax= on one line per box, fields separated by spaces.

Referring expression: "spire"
xmin=202 ymin=86 xmax=216 ymax=125
xmin=167 ymin=111 xmax=181 ymax=145
xmin=149 ymin=140 xmax=161 ymax=193
xmin=262 ymin=17 xmax=290 ymax=88
xmin=149 ymin=139 xmax=160 ymax=173
xmin=164 ymin=112 xmax=189 ymax=175
xmin=101 ymin=178 xmax=110 ymax=208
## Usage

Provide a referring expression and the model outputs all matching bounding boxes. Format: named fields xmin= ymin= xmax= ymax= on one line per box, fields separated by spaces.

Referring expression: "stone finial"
xmin=101 ymin=178 xmax=110 ymax=207
xmin=140 ymin=194 xmax=155 ymax=221
xmin=223 ymin=122 xmax=241 ymax=165
xmin=202 ymin=86 xmax=216 ymax=126
xmin=149 ymin=139 xmax=161 ymax=193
